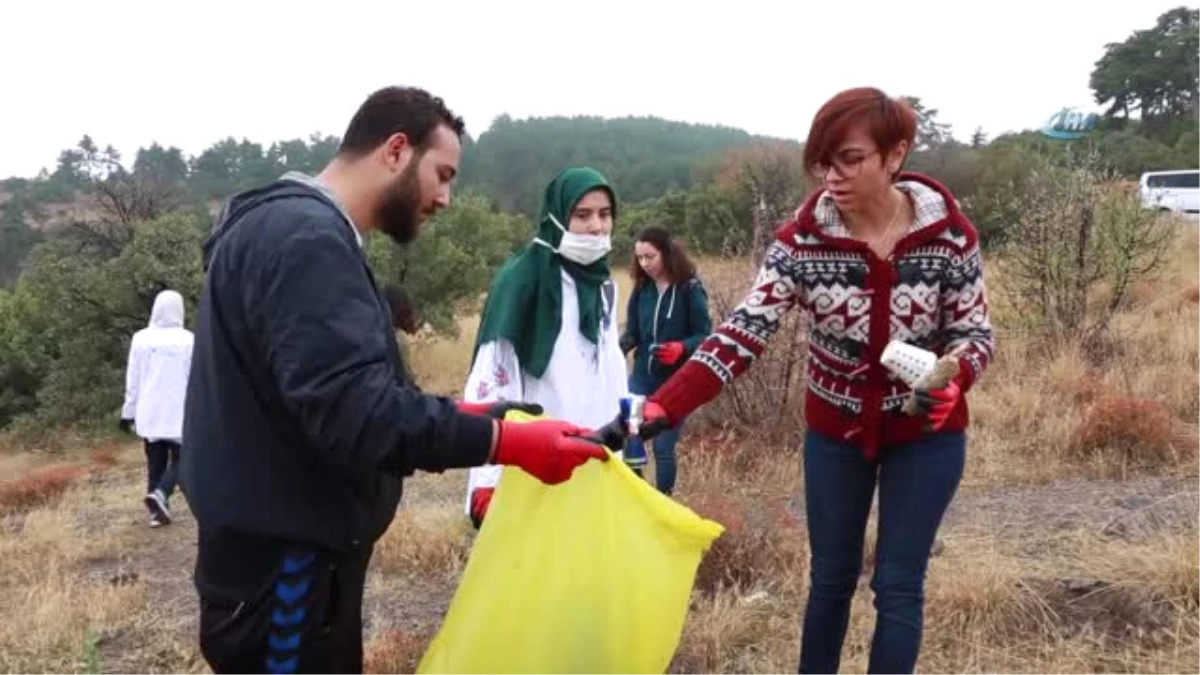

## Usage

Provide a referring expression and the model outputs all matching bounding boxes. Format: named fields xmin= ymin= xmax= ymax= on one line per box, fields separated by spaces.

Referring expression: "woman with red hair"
xmin=638 ymin=88 xmax=995 ymax=673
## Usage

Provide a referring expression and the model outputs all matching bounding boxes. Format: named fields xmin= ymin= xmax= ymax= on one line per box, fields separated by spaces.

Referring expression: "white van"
xmin=1140 ymin=169 xmax=1200 ymax=214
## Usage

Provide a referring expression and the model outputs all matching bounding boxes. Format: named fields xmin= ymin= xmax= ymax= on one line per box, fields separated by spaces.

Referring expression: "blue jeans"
xmin=145 ymin=440 xmax=180 ymax=500
xmin=627 ymin=418 xmax=685 ymax=495
xmin=798 ymin=429 xmax=965 ymax=674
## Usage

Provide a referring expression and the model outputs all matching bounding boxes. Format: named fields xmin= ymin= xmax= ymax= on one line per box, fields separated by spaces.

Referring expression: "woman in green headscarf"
xmin=462 ymin=167 xmax=630 ymax=527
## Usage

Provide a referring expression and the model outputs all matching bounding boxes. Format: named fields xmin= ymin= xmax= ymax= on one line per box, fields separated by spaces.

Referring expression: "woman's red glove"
xmin=651 ymin=342 xmax=685 ymax=366
xmin=913 ymin=381 xmax=961 ymax=431
xmin=638 ymin=400 xmax=672 ymax=440
xmin=493 ymin=418 xmax=608 ymax=485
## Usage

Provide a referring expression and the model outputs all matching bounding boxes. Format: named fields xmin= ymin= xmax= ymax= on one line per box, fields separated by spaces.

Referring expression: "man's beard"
xmin=377 ymin=164 xmax=423 ymax=245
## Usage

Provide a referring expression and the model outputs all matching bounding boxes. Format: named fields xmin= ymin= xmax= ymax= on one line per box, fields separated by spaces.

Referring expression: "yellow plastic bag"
xmin=418 ymin=411 xmax=725 ymax=674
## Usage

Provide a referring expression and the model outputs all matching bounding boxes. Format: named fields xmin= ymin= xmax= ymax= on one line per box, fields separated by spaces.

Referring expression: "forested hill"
xmin=2 ymin=114 xmax=788 ymax=221
xmin=461 ymin=115 xmax=789 ymax=215
xmin=0 ymin=114 xmax=789 ymax=285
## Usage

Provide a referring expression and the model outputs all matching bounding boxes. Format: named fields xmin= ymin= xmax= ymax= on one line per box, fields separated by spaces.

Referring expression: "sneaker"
xmin=143 ymin=490 xmax=172 ymax=525
xmin=149 ymin=514 xmax=165 ymax=528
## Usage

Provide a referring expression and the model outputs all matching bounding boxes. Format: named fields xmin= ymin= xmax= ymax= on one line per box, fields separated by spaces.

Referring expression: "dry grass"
xmin=669 ymin=502 xmax=1200 ymax=673
xmin=0 ymin=463 xmax=89 ymax=514
xmin=0 ymin=225 xmax=1196 ymax=673
xmin=672 ymin=585 xmax=798 ymax=673
xmin=0 ymin=501 xmax=145 ymax=673
xmin=374 ymin=505 xmax=473 ymax=579
xmin=407 ymin=313 xmax=485 ymax=395
xmin=364 ymin=627 xmax=437 ymax=674
xmin=0 ymin=443 xmax=205 ymax=673
xmin=89 ymin=444 xmax=121 ymax=469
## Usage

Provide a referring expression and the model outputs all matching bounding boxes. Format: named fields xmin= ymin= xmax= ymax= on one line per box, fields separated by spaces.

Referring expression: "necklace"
xmin=862 ymin=190 xmax=905 ymax=257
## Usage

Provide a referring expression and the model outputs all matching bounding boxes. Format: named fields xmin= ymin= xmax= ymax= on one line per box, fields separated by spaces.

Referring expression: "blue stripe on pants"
xmin=266 ymin=549 xmax=317 ymax=674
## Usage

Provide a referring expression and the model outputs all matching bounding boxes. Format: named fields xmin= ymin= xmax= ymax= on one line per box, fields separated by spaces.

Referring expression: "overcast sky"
xmin=3 ymin=0 xmax=1195 ymax=178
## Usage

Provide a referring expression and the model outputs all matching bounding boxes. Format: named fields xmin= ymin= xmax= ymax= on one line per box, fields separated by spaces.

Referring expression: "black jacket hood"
xmin=203 ymin=180 xmax=341 ymax=270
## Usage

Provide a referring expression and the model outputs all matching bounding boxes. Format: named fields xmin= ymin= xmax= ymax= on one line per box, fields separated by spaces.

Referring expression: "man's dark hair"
xmin=338 ymin=86 xmax=466 ymax=158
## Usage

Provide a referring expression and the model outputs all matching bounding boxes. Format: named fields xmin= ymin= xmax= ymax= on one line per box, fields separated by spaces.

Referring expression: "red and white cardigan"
xmin=650 ymin=172 xmax=995 ymax=460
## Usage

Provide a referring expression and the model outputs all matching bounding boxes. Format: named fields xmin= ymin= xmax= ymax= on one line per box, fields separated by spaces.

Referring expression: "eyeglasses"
xmin=813 ymin=149 xmax=879 ymax=181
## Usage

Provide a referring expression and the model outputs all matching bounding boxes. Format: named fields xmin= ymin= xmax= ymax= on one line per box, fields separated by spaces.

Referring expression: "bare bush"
xmin=687 ymin=491 xmax=806 ymax=594
xmin=713 ymin=142 xmax=812 ymax=261
xmin=59 ymin=168 xmax=187 ymax=261
xmin=999 ymin=152 xmax=1175 ymax=348
xmin=693 ymin=257 xmax=808 ymax=444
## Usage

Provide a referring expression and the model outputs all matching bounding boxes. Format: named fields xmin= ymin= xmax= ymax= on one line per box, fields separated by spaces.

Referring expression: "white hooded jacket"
xmin=462 ymin=270 xmax=629 ymax=514
xmin=121 ymin=290 xmax=195 ymax=442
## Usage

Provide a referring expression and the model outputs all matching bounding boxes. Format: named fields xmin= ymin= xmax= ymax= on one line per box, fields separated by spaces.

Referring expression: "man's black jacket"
xmin=180 ymin=178 xmax=492 ymax=552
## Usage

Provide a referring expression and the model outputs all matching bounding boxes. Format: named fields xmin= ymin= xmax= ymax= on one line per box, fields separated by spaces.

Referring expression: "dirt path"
xmin=942 ymin=474 xmax=1197 ymax=549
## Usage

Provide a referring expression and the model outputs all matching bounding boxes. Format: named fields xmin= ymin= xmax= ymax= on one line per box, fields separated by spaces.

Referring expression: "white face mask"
xmin=536 ymin=214 xmax=611 ymax=265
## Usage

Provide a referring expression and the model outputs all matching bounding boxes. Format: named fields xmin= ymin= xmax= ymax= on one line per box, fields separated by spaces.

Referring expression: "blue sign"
xmin=1040 ymin=107 xmax=1100 ymax=139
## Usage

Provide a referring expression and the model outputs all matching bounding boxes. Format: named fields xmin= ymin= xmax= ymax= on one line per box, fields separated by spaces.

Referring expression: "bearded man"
xmin=180 ymin=86 xmax=606 ymax=674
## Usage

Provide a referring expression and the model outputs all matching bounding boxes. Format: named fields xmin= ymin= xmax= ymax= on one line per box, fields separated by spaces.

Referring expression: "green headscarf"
xmin=472 ymin=167 xmax=617 ymax=379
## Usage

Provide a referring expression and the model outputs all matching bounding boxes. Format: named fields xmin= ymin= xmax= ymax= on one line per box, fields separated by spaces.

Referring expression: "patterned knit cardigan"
xmin=649 ymin=172 xmax=995 ymax=460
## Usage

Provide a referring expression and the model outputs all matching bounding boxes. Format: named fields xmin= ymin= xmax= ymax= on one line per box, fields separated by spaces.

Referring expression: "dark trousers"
xmin=195 ymin=527 xmax=374 ymax=674
xmin=145 ymin=440 xmax=181 ymax=498
xmin=798 ymin=429 xmax=965 ymax=674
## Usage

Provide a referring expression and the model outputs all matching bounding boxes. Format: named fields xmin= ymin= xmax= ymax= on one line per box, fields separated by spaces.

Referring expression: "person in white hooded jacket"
xmin=120 ymin=289 xmax=194 ymax=527
xmin=462 ymin=167 xmax=629 ymax=527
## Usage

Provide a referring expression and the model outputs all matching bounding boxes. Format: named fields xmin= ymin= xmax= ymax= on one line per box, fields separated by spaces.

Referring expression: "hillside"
xmin=462 ymin=115 xmax=795 ymax=215
xmin=4 ymin=115 xmax=788 ymax=220
xmin=0 ymin=114 xmax=794 ymax=291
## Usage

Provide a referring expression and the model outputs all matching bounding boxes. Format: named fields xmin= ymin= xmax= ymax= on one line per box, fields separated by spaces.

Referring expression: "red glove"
xmin=469 ymin=487 xmax=494 ymax=529
xmin=652 ymin=342 xmax=685 ymax=366
xmin=638 ymin=400 xmax=672 ymax=440
xmin=458 ymin=400 xmax=544 ymax=419
xmin=913 ymin=381 xmax=961 ymax=431
xmin=494 ymin=418 xmax=608 ymax=484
